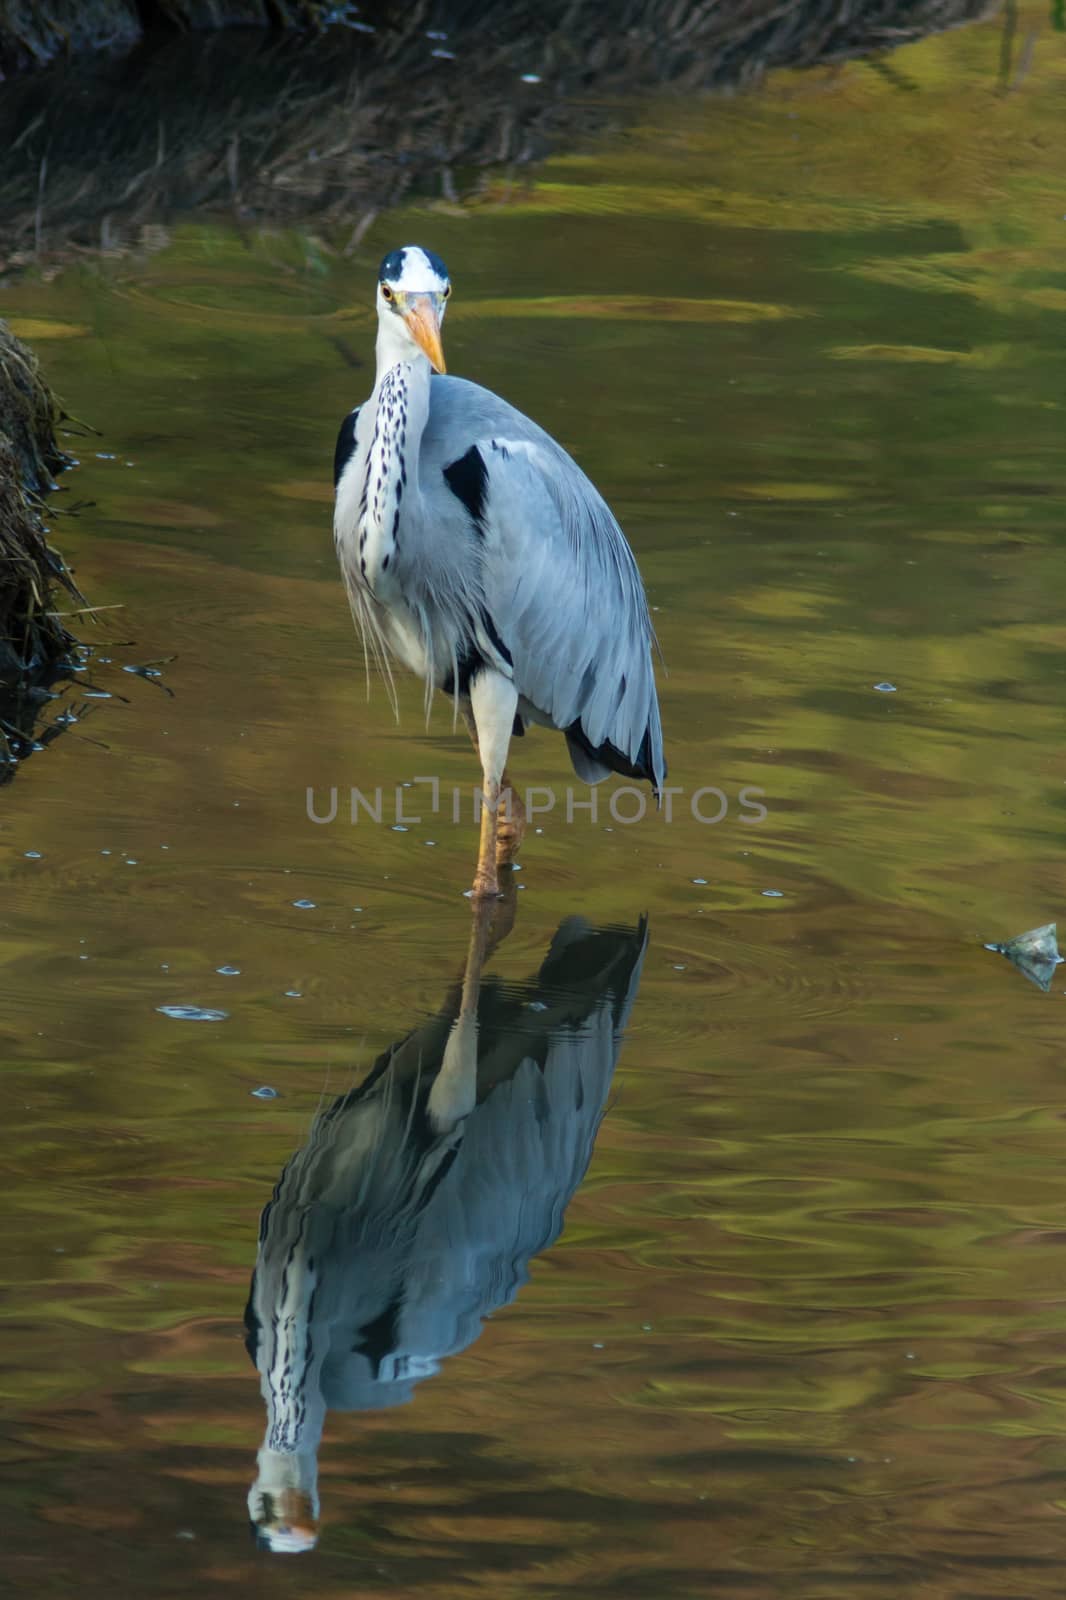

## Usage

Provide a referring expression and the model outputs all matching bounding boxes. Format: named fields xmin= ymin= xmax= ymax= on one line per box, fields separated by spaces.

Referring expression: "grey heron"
xmin=244 ymin=908 xmax=648 ymax=1552
xmin=333 ymin=245 xmax=666 ymax=898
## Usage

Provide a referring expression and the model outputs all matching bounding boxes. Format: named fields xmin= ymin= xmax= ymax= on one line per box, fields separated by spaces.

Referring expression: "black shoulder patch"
xmin=442 ymin=445 xmax=488 ymax=532
xmin=333 ymin=407 xmax=360 ymax=488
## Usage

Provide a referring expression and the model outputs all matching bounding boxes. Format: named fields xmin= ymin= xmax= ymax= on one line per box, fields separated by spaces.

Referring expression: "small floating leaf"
xmin=986 ymin=922 xmax=1063 ymax=993
xmin=156 ymin=1005 xmax=229 ymax=1021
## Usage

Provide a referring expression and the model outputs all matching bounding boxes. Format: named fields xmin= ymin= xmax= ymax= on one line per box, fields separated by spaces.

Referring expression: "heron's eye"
xmin=443 ymin=285 xmax=451 ymax=299
xmin=381 ymin=283 xmax=394 ymax=302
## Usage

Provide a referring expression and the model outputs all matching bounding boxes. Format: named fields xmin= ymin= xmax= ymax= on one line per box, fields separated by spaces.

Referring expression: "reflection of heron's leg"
xmin=464 ymin=707 xmax=525 ymax=868
xmin=429 ymin=895 xmax=510 ymax=1132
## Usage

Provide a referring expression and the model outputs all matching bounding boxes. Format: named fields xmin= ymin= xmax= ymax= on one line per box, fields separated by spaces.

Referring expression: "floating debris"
xmin=985 ymin=922 xmax=1063 ymax=993
xmin=156 ymin=1004 xmax=229 ymax=1021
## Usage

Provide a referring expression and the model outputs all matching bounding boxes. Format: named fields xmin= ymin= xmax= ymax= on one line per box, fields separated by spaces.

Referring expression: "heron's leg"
xmin=468 ymin=669 xmax=518 ymax=900
xmin=495 ymin=780 xmax=526 ymax=866
xmin=462 ymin=708 xmax=525 ymax=865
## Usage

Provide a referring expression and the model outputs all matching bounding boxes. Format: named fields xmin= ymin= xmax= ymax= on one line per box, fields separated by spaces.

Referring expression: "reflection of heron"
xmin=333 ymin=245 xmax=665 ymax=899
xmin=244 ymin=904 xmax=647 ymax=1554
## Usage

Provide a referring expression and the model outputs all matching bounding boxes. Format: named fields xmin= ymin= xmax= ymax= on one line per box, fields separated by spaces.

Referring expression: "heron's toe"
xmin=471 ymin=872 xmax=502 ymax=900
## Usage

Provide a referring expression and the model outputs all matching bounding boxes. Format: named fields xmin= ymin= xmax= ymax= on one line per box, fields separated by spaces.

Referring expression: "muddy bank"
xmin=0 ymin=1 xmax=333 ymax=76
xmin=0 ymin=0 xmax=993 ymax=272
xmin=0 ymin=322 xmax=81 ymax=779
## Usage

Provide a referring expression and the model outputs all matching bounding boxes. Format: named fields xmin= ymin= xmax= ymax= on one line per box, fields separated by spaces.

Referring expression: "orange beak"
xmin=404 ymin=296 xmax=446 ymax=374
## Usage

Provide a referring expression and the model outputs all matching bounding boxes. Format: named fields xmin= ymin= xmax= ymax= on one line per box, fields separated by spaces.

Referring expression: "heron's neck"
xmin=357 ymin=346 xmax=432 ymax=591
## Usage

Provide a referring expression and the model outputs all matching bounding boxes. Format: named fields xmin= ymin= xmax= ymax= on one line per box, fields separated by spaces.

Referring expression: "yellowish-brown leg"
xmin=464 ymin=709 xmax=525 ymax=867
xmin=472 ymin=781 xmax=501 ymax=899
xmin=466 ymin=674 xmax=518 ymax=901
xmin=495 ymin=780 xmax=526 ymax=866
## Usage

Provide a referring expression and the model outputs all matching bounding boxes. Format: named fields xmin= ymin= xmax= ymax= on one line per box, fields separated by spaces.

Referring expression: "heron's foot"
xmin=495 ymin=784 xmax=526 ymax=866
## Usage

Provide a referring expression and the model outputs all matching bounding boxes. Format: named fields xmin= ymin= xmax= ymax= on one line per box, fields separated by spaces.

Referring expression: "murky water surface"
xmin=4 ymin=8 xmax=1066 ymax=1595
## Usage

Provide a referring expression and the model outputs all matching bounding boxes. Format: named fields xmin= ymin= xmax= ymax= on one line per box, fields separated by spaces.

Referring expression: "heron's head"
xmin=376 ymin=245 xmax=450 ymax=374
xmin=248 ymin=1477 xmax=319 ymax=1556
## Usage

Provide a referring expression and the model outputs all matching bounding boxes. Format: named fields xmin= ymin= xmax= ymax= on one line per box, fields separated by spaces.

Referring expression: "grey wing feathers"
xmin=424 ymin=376 xmax=665 ymax=791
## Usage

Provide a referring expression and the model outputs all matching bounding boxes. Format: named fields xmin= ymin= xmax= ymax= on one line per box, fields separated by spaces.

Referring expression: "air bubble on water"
xmin=293 ymin=899 xmax=316 ymax=910
xmin=24 ymin=850 xmax=41 ymax=859
xmin=692 ymin=877 xmax=708 ymax=885
xmin=761 ymin=889 xmax=783 ymax=898
xmin=251 ymin=1086 xmax=279 ymax=1099
xmin=217 ymin=965 xmax=240 ymax=976
xmin=873 ymin=682 xmax=897 ymax=693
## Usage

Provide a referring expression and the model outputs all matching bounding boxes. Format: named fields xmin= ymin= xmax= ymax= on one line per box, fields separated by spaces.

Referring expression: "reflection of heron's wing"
xmin=318 ymin=917 xmax=648 ymax=1410
xmin=246 ymin=916 xmax=648 ymax=1427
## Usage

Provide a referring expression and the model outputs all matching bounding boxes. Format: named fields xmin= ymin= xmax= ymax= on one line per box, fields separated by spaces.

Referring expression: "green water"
xmin=4 ymin=7 xmax=1066 ymax=1594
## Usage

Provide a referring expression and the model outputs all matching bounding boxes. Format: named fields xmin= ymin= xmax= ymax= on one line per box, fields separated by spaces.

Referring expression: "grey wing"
xmin=423 ymin=376 xmax=666 ymax=791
